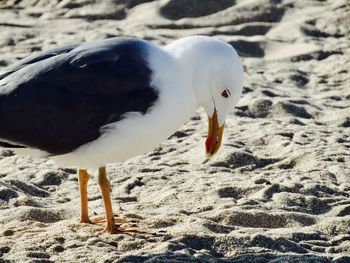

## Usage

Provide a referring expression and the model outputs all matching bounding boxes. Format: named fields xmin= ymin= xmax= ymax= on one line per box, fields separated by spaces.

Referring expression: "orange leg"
xmin=79 ymin=167 xmax=147 ymax=235
xmin=98 ymin=167 xmax=119 ymax=233
xmin=78 ymin=169 xmax=91 ymax=223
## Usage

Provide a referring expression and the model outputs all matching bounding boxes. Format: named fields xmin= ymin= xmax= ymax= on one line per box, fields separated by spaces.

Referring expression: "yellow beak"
xmin=205 ymin=109 xmax=225 ymax=157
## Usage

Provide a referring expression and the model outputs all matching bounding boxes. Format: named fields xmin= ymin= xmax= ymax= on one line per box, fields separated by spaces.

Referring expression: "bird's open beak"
xmin=205 ymin=109 xmax=225 ymax=157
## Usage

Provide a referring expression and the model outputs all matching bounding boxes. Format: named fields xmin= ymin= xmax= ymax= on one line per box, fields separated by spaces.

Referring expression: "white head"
xmin=166 ymin=36 xmax=243 ymax=156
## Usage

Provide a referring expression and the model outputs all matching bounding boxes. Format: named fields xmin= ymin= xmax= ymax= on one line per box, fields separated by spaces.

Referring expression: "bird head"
xmin=186 ymin=37 xmax=244 ymax=157
xmin=165 ymin=36 xmax=243 ymax=157
xmin=201 ymin=63 xmax=243 ymax=157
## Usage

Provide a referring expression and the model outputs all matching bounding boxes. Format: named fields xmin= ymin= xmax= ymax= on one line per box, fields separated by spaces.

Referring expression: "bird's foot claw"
xmin=80 ymin=215 xmax=149 ymax=235
xmin=106 ymin=224 xmax=151 ymax=235
xmin=91 ymin=215 xmax=127 ymax=225
xmin=79 ymin=217 xmax=92 ymax=224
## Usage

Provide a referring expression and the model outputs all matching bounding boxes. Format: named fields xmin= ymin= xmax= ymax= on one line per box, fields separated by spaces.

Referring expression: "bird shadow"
xmin=114 ymin=252 xmax=344 ymax=263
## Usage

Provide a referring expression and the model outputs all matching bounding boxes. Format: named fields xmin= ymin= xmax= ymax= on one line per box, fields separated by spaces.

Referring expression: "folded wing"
xmin=0 ymin=37 xmax=158 ymax=155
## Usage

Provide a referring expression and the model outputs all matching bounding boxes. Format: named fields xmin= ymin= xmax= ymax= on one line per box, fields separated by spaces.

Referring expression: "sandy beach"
xmin=0 ymin=0 xmax=349 ymax=262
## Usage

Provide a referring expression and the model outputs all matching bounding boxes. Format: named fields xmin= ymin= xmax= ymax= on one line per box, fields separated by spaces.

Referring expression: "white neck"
xmin=162 ymin=36 xmax=223 ymax=114
xmin=136 ymin=42 xmax=199 ymax=144
xmin=163 ymin=38 xmax=206 ymax=91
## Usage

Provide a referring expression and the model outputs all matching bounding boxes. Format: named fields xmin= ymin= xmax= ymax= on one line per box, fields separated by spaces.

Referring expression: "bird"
xmin=0 ymin=36 xmax=243 ymax=234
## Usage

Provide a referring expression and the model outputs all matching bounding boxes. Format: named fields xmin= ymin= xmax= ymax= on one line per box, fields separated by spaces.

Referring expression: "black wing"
xmin=0 ymin=43 xmax=79 ymax=80
xmin=0 ymin=37 xmax=158 ymax=155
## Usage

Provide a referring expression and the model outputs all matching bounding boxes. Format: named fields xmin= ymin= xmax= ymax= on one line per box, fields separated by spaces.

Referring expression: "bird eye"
xmin=221 ymin=89 xmax=230 ymax=98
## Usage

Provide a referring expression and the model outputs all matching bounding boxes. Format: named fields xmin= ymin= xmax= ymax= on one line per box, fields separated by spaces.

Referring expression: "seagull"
xmin=0 ymin=36 xmax=243 ymax=233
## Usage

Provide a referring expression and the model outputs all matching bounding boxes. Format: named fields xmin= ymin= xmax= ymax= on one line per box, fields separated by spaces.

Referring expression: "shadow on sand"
xmin=115 ymin=252 xmax=349 ymax=263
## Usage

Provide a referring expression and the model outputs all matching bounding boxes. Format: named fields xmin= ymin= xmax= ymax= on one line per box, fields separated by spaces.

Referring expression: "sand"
xmin=0 ymin=0 xmax=349 ymax=262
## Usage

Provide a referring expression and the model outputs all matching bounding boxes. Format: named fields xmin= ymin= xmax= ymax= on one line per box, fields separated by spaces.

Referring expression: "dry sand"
xmin=0 ymin=0 xmax=349 ymax=262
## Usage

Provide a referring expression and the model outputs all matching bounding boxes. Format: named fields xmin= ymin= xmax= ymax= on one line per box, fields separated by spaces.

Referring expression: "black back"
xmin=0 ymin=37 xmax=158 ymax=155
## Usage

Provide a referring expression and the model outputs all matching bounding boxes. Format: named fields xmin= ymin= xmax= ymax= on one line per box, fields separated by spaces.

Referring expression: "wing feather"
xmin=0 ymin=37 xmax=158 ymax=155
